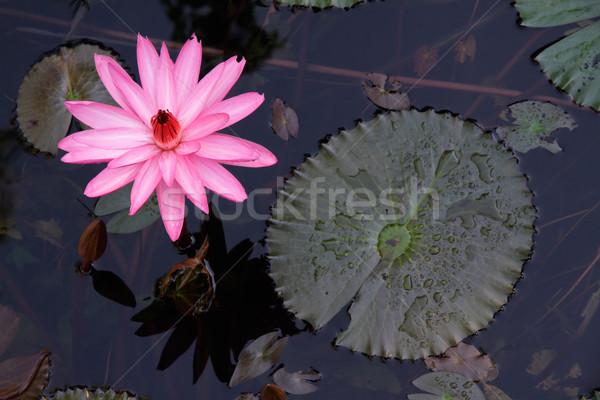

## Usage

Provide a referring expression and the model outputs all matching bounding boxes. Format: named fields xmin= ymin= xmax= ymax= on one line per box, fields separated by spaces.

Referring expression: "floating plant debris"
xmin=362 ymin=72 xmax=410 ymax=111
xmin=408 ymin=372 xmax=485 ymax=400
xmin=229 ymin=331 xmax=288 ymax=387
xmin=424 ymin=342 xmax=497 ymax=382
xmin=267 ymin=110 xmax=535 ymax=359
xmin=15 ymin=40 xmax=120 ymax=155
xmin=515 ymin=0 xmax=600 ymax=110
xmin=272 ymin=367 xmax=320 ymax=395
xmin=496 ymin=100 xmax=576 ymax=154
xmin=271 ymin=98 xmax=299 ymax=140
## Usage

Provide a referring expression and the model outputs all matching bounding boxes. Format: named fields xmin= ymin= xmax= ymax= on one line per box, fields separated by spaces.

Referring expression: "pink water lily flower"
xmin=59 ymin=34 xmax=276 ymax=241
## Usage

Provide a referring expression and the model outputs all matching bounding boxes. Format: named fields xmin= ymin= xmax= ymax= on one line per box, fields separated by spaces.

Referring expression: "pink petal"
xmin=216 ymin=137 xmax=277 ymax=168
xmin=59 ymin=137 xmax=127 ymax=163
xmin=130 ymin=158 xmax=162 ymax=214
xmin=108 ymin=144 xmax=161 ymax=168
xmin=175 ymin=156 xmax=208 ymax=213
xmin=181 ymin=113 xmax=230 ymax=142
xmin=188 ymin=157 xmax=247 ymax=202
xmin=64 ymin=101 xmax=147 ymax=130
xmin=176 ymin=60 xmax=226 ymax=127
xmin=137 ymin=34 xmax=160 ymax=105
xmin=96 ymin=55 xmax=156 ymax=127
xmin=195 ymin=133 xmax=259 ymax=162
xmin=206 ymin=93 xmax=264 ymax=127
xmin=203 ymin=56 xmax=246 ymax=110
xmin=157 ymin=180 xmax=186 ymax=241
xmin=174 ymin=141 xmax=201 ymax=155
xmin=158 ymin=150 xmax=177 ymax=186
xmin=156 ymin=43 xmax=178 ymax=114
xmin=174 ymin=34 xmax=202 ymax=105
xmin=94 ymin=54 xmax=133 ymax=114
xmin=71 ymin=127 xmax=153 ymax=149
xmin=84 ymin=164 xmax=142 ymax=197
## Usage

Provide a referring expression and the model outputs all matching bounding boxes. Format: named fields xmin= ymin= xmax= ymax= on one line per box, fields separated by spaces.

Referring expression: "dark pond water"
xmin=1 ymin=1 xmax=600 ymax=399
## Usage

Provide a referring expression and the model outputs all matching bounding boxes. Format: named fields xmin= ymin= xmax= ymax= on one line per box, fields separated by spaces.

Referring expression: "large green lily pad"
xmin=275 ymin=0 xmax=364 ymax=9
xmin=267 ymin=110 xmax=535 ymax=359
xmin=515 ymin=0 xmax=600 ymax=110
xmin=16 ymin=40 xmax=120 ymax=155
xmin=41 ymin=387 xmax=141 ymax=400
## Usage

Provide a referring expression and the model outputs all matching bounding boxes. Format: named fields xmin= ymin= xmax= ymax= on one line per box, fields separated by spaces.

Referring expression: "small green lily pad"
xmin=408 ymin=372 xmax=485 ymax=400
xmin=15 ymin=40 xmax=121 ymax=155
xmin=275 ymin=0 xmax=364 ymax=8
xmin=94 ymin=183 xmax=163 ymax=235
xmin=496 ymin=101 xmax=576 ymax=154
xmin=267 ymin=110 xmax=535 ymax=359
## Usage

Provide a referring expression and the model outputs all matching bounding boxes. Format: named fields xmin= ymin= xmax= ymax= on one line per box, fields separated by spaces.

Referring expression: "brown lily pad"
xmin=362 ymin=72 xmax=410 ymax=111
xmin=424 ymin=342 xmax=498 ymax=382
xmin=271 ymin=98 xmax=299 ymax=141
xmin=0 ymin=350 xmax=51 ymax=400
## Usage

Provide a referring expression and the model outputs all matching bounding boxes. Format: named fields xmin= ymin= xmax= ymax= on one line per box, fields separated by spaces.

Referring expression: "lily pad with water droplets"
xmin=275 ymin=0 xmax=364 ymax=9
xmin=15 ymin=40 xmax=121 ymax=155
xmin=267 ymin=110 xmax=535 ymax=359
xmin=408 ymin=372 xmax=485 ymax=400
xmin=496 ymin=101 xmax=576 ymax=154
xmin=514 ymin=1 xmax=600 ymax=110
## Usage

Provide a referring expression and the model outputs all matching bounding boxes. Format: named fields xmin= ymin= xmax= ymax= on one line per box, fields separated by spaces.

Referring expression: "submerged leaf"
xmin=267 ymin=110 xmax=535 ymax=359
xmin=454 ymin=36 xmax=476 ymax=63
xmin=408 ymin=372 xmax=485 ymax=400
xmin=424 ymin=342 xmax=497 ymax=382
xmin=0 ymin=350 xmax=51 ymax=400
xmin=15 ymin=40 xmax=120 ymax=154
xmin=414 ymin=45 xmax=439 ymax=76
xmin=496 ymin=101 xmax=576 ymax=153
xmin=526 ymin=349 xmax=556 ymax=376
xmin=229 ymin=332 xmax=288 ymax=387
xmin=34 ymin=218 xmax=64 ymax=248
xmin=0 ymin=305 xmax=20 ymax=358
xmin=271 ymin=98 xmax=299 ymax=140
xmin=362 ymin=72 xmax=410 ymax=111
xmin=272 ymin=367 xmax=320 ymax=394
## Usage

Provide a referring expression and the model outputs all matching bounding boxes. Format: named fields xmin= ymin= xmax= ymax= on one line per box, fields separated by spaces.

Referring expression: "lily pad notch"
xmin=267 ymin=109 xmax=536 ymax=359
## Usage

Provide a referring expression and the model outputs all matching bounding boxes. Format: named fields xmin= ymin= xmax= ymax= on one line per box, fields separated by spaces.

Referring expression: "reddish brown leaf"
xmin=454 ymin=35 xmax=476 ymax=63
xmin=414 ymin=45 xmax=439 ymax=76
xmin=0 ymin=350 xmax=51 ymax=400
xmin=0 ymin=305 xmax=20 ymax=358
xmin=362 ymin=72 xmax=410 ymax=111
xmin=424 ymin=342 xmax=497 ymax=382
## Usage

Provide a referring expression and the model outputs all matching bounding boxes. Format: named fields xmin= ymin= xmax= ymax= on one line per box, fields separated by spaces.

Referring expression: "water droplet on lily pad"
xmin=267 ymin=110 xmax=535 ymax=359
xmin=15 ymin=40 xmax=122 ymax=155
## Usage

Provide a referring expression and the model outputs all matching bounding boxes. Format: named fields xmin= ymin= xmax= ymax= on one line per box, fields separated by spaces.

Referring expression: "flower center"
xmin=151 ymin=110 xmax=181 ymax=150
